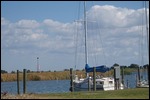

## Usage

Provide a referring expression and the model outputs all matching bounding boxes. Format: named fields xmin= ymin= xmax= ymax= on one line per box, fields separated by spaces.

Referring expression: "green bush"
xmin=32 ymin=75 xmax=41 ymax=81
xmin=1 ymin=77 xmax=4 ymax=82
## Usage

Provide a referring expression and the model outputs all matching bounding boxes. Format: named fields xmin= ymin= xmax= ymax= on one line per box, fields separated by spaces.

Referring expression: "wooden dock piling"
xmin=70 ymin=68 xmax=74 ymax=92
xmin=88 ymin=77 xmax=91 ymax=91
xmin=93 ymin=67 xmax=96 ymax=91
xmin=121 ymin=67 xmax=124 ymax=86
xmin=137 ymin=67 xmax=141 ymax=85
xmin=114 ymin=66 xmax=121 ymax=90
xmin=147 ymin=66 xmax=149 ymax=84
xmin=127 ymin=79 xmax=129 ymax=89
xmin=23 ymin=69 xmax=27 ymax=94
xmin=17 ymin=70 xmax=20 ymax=94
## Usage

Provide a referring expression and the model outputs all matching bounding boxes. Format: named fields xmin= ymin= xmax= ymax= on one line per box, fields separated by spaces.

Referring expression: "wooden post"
xmin=17 ymin=70 xmax=20 ymax=95
xmin=147 ymin=66 xmax=149 ymax=84
xmin=23 ymin=69 xmax=27 ymax=94
xmin=70 ymin=68 xmax=74 ymax=92
xmin=121 ymin=67 xmax=124 ymax=86
xmin=136 ymin=74 xmax=138 ymax=87
xmin=127 ymin=79 xmax=129 ymax=89
xmin=93 ymin=67 xmax=96 ymax=91
xmin=137 ymin=67 xmax=141 ymax=85
xmin=114 ymin=66 xmax=121 ymax=90
xmin=114 ymin=67 xmax=118 ymax=90
xmin=88 ymin=76 xmax=90 ymax=91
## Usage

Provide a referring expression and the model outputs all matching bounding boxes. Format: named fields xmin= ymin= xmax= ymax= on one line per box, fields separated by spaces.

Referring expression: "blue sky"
xmin=1 ymin=1 xmax=149 ymax=73
xmin=1 ymin=1 xmax=144 ymax=22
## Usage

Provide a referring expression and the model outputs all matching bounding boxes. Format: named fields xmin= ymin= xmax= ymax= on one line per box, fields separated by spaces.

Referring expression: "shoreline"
xmin=1 ymin=68 xmax=138 ymax=82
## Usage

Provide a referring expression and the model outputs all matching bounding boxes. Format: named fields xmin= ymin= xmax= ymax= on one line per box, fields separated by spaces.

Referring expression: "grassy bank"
xmin=1 ymin=68 xmax=137 ymax=82
xmin=1 ymin=88 xmax=149 ymax=99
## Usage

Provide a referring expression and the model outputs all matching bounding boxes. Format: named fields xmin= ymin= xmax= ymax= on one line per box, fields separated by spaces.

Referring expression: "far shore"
xmin=1 ymin=68 xmax=139 ymax=82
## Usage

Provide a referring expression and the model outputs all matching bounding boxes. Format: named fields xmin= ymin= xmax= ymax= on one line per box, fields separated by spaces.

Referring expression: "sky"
xmin=1 ymin=1 xmax=149 ymax=73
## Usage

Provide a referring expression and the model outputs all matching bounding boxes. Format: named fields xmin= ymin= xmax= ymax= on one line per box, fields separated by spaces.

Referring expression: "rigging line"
xmin=139 ymin=1 xmax=147 ymax=80
xmin=89 ymin=20 xmax=98 ymax=67
xmin=92 ymin=1 xmax=108 ymax=66
xmin=91 ymin=1 xmax=100 ymax=66
xmin=74 ymin=22 xmax=77 ymax=74
xmin=143 ymin=1 xmax=149 ymax=80
xmin=93 ymin=26 xmax=99 ymax=66
xmin=138 ymin=1 xmax=144 ymax=80
xmin=141 ymin=1 xmax=144 ymax=68
xmin=74 ymin=1 xmax=81 ymax=73
xmin=138 ymin=24 xmax=144 ymax=68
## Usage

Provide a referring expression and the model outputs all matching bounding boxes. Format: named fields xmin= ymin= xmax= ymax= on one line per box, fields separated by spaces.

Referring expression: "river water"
xmin=1 ymin=71 xmax=148 ymax=94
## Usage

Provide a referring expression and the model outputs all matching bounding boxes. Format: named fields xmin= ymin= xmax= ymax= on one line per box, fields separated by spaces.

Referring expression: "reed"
xmin=1 ymin=68 xmax=135 ymax=82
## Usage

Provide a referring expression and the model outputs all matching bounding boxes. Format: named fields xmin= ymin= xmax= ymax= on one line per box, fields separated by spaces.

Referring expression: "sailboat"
xmin=70 ymin=1 xmax=124 ymax=91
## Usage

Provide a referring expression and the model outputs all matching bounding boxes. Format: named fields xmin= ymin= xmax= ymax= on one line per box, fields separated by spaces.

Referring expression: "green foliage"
xmin=1 ymin=77 xmax=4 ymax=82
xmin=1 ymin=70 xmax=8 ymax=74
xmin=11 ymin=71 xmax=16 ymax=74
xmin=32 ymin=75 xmax=41 ymax=81
xmin=64 ymin=69 xmax=69 ymax=71
xmin=27 ymin=70 xmax=30 ymax=73
xmin=143 ymin=64 xmax=149 ymax=69
xmin=129 ymin=64 xmax=139 ymax=68
xmin=113 ymin=63 xmax=119 ymax=66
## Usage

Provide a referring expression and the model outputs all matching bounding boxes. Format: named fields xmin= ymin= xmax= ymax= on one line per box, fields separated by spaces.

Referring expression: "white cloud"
xmin=17 ymin=19 xmax=40 ymax=29
xmin=87 ymin=5 xmax=146 ymax=28
xmin=1 ymin=17 xmax=9 ymax=26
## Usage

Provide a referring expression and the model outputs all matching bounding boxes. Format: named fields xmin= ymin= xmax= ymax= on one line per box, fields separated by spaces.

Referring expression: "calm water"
xmin=1 ymin=80 xmax=70 ymax=95
xmin=1 ymin=71 xmax=148 ymax=94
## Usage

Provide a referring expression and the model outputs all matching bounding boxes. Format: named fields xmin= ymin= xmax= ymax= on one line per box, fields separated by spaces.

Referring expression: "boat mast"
xmin=144 ymin=1 xmax=149 ymax=63
xmin=84 ymin=1 xmax=89 ymax=77
xmin=144 ymin=1 xmax=149 ymax=84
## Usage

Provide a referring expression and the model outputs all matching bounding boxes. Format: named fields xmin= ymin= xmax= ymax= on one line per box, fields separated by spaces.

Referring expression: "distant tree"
xmin=120 ymin=65 xmax=127 ymax=69
xmin=27 ymin=70 xmax=30 ymax=73
xmin=129 ymin=64 xmax=139 ymax=68
xmin=1 ymin=70 xmax=8 ymax=74
xmin=110 ymin=63 xmax=119 ymax=69
xmin=113 ymin=63 xmax=119 ymax=66
xmin=76 ymin=69 xmax=80 ymax=71
xmin=11 ymin=71 xmax=15 ymax=73
xmin=64 ymin=69 xmax=69 ymax=71
xmin=54 ymin=70 xmax=57 ymax=72
xmin=19 ymin=71 xmax=23 ymax=73
xmin=143 ymin=64 xmax=149 ymax=69
xmin=139 ymin=66 xmax=143 ymax=68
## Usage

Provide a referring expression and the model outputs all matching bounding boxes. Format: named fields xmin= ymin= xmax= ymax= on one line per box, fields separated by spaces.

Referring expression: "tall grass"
xmin=1 ymin=68 xmax=135 ymax=82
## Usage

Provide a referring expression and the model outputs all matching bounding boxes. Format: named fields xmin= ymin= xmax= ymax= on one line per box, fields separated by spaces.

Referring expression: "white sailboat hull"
xmin=136 ymin=80 xmax=149 ymax=88
xmin=73 ymin=77 xmax=124 ymax=91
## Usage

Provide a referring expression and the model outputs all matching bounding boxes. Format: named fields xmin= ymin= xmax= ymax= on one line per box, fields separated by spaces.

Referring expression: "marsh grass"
xmin=1 ymin=68 xmax=135 ymax=82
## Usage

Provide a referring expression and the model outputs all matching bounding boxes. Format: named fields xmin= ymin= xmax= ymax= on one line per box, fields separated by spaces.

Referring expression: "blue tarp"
xmin=85 ymin=64 xmax=110 ymax=73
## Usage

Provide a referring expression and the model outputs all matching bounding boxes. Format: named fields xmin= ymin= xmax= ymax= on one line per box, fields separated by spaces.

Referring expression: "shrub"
xmin=32 ymin=75 xmax=41 ymax=81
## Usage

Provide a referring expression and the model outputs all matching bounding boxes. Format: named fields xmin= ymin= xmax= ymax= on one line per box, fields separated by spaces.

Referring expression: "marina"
xmin=1 ymin=71 xmax=148 ymax=95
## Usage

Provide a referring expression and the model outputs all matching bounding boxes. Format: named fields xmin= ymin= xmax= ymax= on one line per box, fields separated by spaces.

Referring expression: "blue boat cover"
xmin=85 ymin=64 xmax=110 ymax=73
